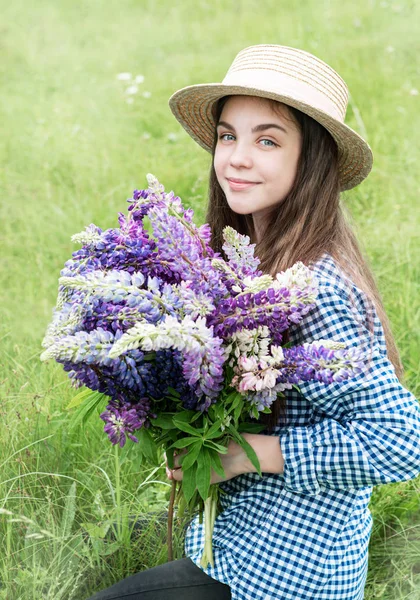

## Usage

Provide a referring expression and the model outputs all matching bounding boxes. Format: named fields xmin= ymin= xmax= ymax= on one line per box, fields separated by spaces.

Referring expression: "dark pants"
xmin=87 ymin=557 xmax=232 ymax=599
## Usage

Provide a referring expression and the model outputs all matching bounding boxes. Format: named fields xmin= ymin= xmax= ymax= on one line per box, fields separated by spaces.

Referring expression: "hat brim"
xmin=168 ymin=83 xmax=373 ymax=192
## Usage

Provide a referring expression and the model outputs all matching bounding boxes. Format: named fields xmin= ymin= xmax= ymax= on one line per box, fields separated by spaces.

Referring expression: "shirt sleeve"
xmin=278 ymin=276 xmax=420 ymax=497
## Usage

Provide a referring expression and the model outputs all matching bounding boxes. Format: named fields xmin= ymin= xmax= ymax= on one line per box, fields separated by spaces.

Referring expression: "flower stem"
xmin=114 ymin=444 xmax=122 ymax=541
xmin=167 ymin=479 xmax=177 ymax=561
xmin=200 ymin=486 xmax=219 ymax=569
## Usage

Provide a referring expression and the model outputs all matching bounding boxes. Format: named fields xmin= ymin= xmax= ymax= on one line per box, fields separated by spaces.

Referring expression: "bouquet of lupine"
xmin=40 ymin=174 xmax=364 ymax=568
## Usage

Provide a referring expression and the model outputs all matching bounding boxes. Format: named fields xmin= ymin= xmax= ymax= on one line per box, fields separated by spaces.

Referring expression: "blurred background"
xmin=0 ymin=0 xmax=419 ymax=598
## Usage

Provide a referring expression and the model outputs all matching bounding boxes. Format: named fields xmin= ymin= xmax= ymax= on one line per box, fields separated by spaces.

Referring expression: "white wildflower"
xmin=135 ymin=74 xmax=145 ymax=83
xmin=125 ymin=85 xmax=139 ymax=95
xmin=142 ymin=91 xmax=152 ymax=98
xmin=116 ymin=72 xmax=132 ymax=81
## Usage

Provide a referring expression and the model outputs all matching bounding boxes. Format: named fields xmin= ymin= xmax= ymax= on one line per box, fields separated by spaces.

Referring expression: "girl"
xmin=89 ymin=44 xmax=420 ymax=600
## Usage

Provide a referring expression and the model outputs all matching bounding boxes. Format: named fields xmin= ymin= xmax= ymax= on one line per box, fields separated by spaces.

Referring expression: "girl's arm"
xmin=267 ymin=277 xmax=420 ymax=497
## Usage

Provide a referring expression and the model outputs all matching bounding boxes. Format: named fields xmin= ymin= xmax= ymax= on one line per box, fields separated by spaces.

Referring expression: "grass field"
xmin=1 ymin=0 xmax=420 ymax=597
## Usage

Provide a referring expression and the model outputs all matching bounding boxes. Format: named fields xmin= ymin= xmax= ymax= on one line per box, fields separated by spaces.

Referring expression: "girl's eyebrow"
xmin=216 ymin=120 xmax=288 ymax=135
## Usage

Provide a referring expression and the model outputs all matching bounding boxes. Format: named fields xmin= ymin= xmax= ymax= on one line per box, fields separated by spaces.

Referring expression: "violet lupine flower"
xmin=108 ymin=315 xmax=226 ymax=407
xmin=222 ymin=226 xmax=263 ymax=279
xmin=207 ymin=285 xmax=317 ymax=344
xmin=147 ymin=206 xmax=227 ymax=299
xmin=100 ymin=398 xmax=152 ymax=447
xmin=276 ymin=343 xmax=365 ymax=385
xmin=182 ymin=335 xmax=226 ymax=411
xmin=247 ymin=383 xmax=293 ymax=411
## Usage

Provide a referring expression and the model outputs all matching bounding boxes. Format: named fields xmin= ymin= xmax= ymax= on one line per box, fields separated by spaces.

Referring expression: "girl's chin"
xmin=227 ymin=206 xmax=254 ymax=216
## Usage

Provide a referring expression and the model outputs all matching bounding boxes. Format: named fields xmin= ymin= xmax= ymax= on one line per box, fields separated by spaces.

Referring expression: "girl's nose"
xmin=229 ymin=143 xmax=253 ymax=169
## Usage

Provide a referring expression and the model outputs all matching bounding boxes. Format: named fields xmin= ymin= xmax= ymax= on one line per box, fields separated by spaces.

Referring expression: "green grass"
xmin=1 ymin=0 xmax=419 ymax=597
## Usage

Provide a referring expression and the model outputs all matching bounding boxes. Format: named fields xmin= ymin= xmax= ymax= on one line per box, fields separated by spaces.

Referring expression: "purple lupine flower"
xmin=100 ymin=401 xmax=149 ymax=447
xmin=276 ymin=343 xmax=365 ymax=385
xmin=207 ymin=286 xmax=317 ymax=343
xmin=222 ymin=226 xmax=262 ymax=278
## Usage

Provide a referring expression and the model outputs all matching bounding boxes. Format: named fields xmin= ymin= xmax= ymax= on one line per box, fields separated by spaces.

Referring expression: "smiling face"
xmin=213 ymin=95 xmax=302 ymax=240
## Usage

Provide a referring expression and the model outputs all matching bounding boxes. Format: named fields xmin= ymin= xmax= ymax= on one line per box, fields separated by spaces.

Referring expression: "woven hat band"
xmin=221 ymin=69 xmax=345 ymax=122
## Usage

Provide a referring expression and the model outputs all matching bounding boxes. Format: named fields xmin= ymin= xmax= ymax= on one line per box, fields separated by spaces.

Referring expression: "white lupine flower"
xmin=71 ymin=225 xmax=102 ymax=246
xmin=308 ymin=339 xmax=347 ymax=350
xmin=270 ymin=345 xmax=285 ymax=363
xmin=238 ymin=355 xmax=258 ymax=371
xmin=146 ymin=173 xmax=165 ymax=196
xmin=272 ymin=261 xmax=314 ymax=290
xmin=240 ymin=274 xmax=273 ymax=293
xmin=109 ymin=314 xmax=214 ymax=358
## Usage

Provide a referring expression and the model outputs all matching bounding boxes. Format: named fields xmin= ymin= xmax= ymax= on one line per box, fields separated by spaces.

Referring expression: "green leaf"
xmin=66 ymin=388 xmax=95 ymax=410
xmin=249 ymin=405 xmax=260 ymax=420
xmin=167 ymin=386 xmax=180 ymax=398
xmin=191 ymin=411 xmax=203 ymax=423
xmin=203 ymin=440 xmax=228 ymax=453
xmin=234 ymin=432 xmax=262 ymax=477
xmin=170 ymin=437 xmax=198 ymax=449
xmin=173 ymin=420 xmax=203 ymax=436
xmin=136 ymin=427 xmax=158 ymax=463
xmin=204 ymin=419 xmax=223 ymax=440
xmin=180 ymin=440 xmax=202 ymax=471
xmin=173 ymin=410 xmax=197 ymax=423
xmin=196 ymin=448 xmax=211 ymax=501
xmin=69 ymin=391 xmax=106 ymax=430
xmin=238 ymin=422 xmax=267 ymax=434
xmin=233 ymin=401 xmax=243 ymax=424
xmin=150 ymin=413 xmax=175 ymax=430
xmin=165 ymin=447 xmax=175 ymax=469
xmin=182 ymin=462 xmax=197 ymax=504
xmin=230 ymin=393 xmax=243 ymax=410
xmin=225 ymin=390 xmax=241 ymax=405
xmin=81 ymin=521 xmax=110 ymax=540
xmin=209 ymin=450 xmax=226 ymax=479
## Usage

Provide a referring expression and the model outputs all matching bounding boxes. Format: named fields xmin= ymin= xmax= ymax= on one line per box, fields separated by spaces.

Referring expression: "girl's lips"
xmin=227 ymin=179 xmax=261 ymax=190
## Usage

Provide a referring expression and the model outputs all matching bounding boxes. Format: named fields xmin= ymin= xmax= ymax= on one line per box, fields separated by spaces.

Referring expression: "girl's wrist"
xmin=240 ymin=433 xmax=285 ymax=475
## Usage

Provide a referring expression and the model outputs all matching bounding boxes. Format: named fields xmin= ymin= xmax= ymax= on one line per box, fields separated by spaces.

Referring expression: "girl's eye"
xmin=260 ymin=139 xmax=277 ymax=147
xmin=219 ymin=133 xmax=234 ymax=141
xmin=218 ymin=134 xmax=278 ymax=147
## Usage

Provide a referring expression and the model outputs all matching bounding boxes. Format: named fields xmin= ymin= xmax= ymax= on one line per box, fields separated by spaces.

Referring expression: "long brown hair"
xmin=206 ymin=95 xmax=404 ymax=430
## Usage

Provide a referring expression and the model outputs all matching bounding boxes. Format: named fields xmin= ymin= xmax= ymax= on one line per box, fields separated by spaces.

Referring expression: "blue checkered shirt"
xmin=184 ymin=252 xmax=420 ymax=599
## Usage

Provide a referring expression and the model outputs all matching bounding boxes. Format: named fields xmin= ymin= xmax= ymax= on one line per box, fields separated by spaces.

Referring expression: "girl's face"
xmin=214 ymin=95 xmax=302 ymax=237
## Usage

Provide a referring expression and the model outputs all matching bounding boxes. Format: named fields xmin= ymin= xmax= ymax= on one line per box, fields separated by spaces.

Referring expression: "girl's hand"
xmin=164 ymin=437 xmax=250 ymax=484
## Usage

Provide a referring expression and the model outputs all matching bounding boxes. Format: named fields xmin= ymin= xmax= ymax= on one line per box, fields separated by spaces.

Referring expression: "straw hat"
xmin=168 ymin=44 xmax=373 ymax=191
